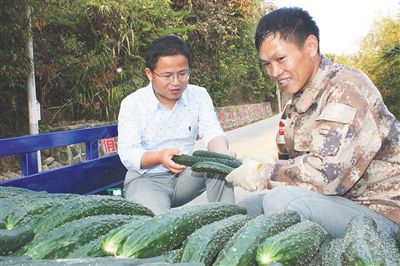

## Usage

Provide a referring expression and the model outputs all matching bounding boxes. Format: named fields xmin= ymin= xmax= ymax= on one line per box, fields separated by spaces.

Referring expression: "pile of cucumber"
xmin=1 ymin=186 xmax=399 ymax=265
xmin=172 ymin=150 xmax=242 ymax=175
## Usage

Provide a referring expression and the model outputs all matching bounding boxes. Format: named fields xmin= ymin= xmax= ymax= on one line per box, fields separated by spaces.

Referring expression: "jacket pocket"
xmin=311 ymin=103 xmax=356 ymax=157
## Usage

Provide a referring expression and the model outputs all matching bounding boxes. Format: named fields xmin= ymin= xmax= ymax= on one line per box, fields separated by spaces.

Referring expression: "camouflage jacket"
xmin=262 ymin=56 xmax=400 ymax=223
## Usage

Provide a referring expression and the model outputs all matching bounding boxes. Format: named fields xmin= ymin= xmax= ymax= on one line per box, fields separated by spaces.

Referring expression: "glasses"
xmin=152 ymin=70 xmax=191 ymax=83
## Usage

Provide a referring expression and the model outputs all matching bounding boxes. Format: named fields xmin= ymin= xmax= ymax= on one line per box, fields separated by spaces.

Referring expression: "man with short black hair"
xmin=118 ymin=35 xmax=235 ymax=215
xmin=225 ymin=7 xmax=400 ymax=237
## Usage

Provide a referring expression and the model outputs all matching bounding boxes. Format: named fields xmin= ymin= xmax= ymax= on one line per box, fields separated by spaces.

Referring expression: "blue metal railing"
xmin=0 ymin=125 xmax=126 ymax=195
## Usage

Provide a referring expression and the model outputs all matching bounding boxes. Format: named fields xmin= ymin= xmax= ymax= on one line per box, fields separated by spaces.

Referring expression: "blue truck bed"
xmin=0 ymin=125 xmax=126 ymax=195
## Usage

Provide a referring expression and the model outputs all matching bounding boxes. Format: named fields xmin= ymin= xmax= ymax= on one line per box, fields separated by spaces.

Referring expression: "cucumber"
xmin=66 ymin=215 xmax=149 ymax=259
xmin=0 ymin=186 xmax=45 ymax=198
xmin=66 ymin=235 xmax=108 ymax=259
xmin=0 ymin=225 xmax=34 ymax=255
xmin=20 ymin=214 xmax=134 ymax=259
xmin=3 ymin=256 xmax=171 ymax=265
xmin=32 ymin=195 xmax=153 ymax=236
xmin=172 ymin=154 xmax=202 ymax=166
xmin=172 ymin=154 xmax=241 ymax=168
xmin=192 ymin=150 xmax=240 ymax=162
xmin=0 ymin=255 xmax=33 ymax=264
xmin=213 ymin=211 xmax=301 ymax=266
xmin=340 ymin=215 xmax=385 ymax=266
xmin=102 ymin=215 xmax=152 ymax=256
xmin=192 ymin=150 xmax=242 ymax=168
xmin=5 ymin=195 xmax=77 ymax=228
xmin=379 ymin=230 xmax=400 ymax=265
xmin=310 ymin=237 xmax=343 ymax=266
xmin=256 ymin=220 xmax=326 ymax=265
xmin=180 ymin=214 xmax=251 ymax=265
xmin=164 ymin=248 xmax=183 ymax=263
xmin=119 ymin=203 xmax=247 ymax=258
xmin=1 ymin=192 xmax=78 ymax=229
xmin=191 ymin=161 xmax=234 ymax=175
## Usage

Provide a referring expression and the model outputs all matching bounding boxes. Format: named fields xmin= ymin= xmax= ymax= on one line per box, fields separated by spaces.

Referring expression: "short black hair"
xmin=255 ymin=7 xmax=320 ymax=54
xmin=144 ymin=35 xmax=192 ymax=71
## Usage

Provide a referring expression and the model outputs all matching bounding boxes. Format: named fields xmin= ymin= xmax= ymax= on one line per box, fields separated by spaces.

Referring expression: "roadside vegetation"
xmin=0 ymin=1 xmax=398 ymax=139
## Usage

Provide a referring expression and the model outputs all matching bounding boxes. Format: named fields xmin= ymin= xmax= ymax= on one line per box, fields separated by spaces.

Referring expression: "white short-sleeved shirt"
xmin=118 ymin=83 xmax=225 ymax=173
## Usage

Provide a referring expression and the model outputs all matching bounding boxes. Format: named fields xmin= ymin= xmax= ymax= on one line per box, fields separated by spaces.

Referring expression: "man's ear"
xmin=305 ymin=35 xmax=319 ymax=57
xmin=144 ymin=67 xmax=153 ymax=81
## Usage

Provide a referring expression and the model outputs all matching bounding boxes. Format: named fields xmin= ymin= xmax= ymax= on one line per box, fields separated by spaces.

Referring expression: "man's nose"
xmin=269 ymin=62 xmax=282 ymax=78
xmin=170 ymin=74 xmax=180 ymax=85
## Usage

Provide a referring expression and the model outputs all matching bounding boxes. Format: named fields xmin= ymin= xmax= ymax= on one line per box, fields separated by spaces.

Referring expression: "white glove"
xmin=225 ymin=159 xmax=262 ymax=192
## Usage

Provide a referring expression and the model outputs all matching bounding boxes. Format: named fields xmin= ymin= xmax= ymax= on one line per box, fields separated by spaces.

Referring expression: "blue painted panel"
xmin=0 ymin=155 xmax=126 ymax=195
xmin=21 ymin=152 xmax=39 ymax=176
xmin=0 ymin=125 xmax=118 ymax=158
xmin=86 ymin=140 xmax=99 ymax=160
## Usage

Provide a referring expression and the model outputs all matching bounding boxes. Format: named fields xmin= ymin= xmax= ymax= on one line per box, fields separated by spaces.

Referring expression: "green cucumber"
xmin=66 ymin=235 xmax=108 ymax=258
xmin=192 ymin=150 xmax=240 ymax=162
xmin=119 ymin=203 xmax=247 ymax=258
xmin=5 ymin=195 xmax=77 ymax=228
xmin=3 ymin=256 xmax=171 ymax=265
xmin=340 ymin=215 xmax=385 ymax=266
xmin=256 ymin=220 xmax=326 ymax=265
xmin=0 ymin=225 xmax=34 ymax=255
xmin=310 ymin=237 xmax=343 ymax=266
xmin=172 ymin=154 xmax=241 ymax=168
xmin=21 ymin=214 xmax=134 ymax=259
xmin=102 ymin=215 xmax=152 ymax=256
xmin=66 ymin=215 xmax=148 ymax=259
xmin=191 ymin=161 xmax=234 ymax=175
xmin=180 ymin=214 xmax=251 ymax=265
xmin=0 ymin=194 xmax=63 ymax=228
xmin=32 ymin=195 xmax=153 ymax=237
xmin=164 ymin=248 xmax=183 ymax=263
xmin=192 ymin=150 xmax=242 ymax=168
xmin=0 ymin=186 xmax=45 ymax=198
xmin=0 ymin=255 xmax=33 ymax=264
xmin=379 ymin=230 xmax=400 ymax=265
xmin=172 ymin=154 xmax=201 ymax=166
xmin=213 ymin=211 xmax=301 ymax=266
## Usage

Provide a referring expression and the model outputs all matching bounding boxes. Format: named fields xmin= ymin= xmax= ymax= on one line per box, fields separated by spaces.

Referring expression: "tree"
xmin=358 ymin=14 xmax=400 ymax=119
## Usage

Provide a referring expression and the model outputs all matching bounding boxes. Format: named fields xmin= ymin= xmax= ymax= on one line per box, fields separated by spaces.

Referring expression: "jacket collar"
xmin=292 ymin=56 xmax=332 ymax=113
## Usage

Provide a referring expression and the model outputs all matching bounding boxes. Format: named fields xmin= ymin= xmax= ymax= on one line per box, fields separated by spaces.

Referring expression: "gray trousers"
xmin=123 ymin=168 xmax=235 ymax=215
xmin=238 ymin=186 xmax=399 ymax=238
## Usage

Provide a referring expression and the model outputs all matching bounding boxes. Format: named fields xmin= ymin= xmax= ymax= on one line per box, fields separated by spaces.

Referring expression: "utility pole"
xmin=276 ymin=83 xmax=282 ymax=112
xmin=26 ymin=3 xmax=41 ymax=171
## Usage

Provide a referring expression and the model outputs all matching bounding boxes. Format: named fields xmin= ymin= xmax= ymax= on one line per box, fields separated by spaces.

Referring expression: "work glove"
xmin=225 ymin=159 xmax=263 ymax=192
xmin=225 ymin=157 xmax=276 ymax=192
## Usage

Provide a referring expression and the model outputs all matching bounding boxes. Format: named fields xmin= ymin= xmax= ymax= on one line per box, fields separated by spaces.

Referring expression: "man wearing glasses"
xmin=117 ymin=35 xmax=235 ymax=214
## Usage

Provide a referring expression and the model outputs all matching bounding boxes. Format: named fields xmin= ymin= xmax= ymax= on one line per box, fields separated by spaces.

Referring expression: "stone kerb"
xmin=216 ymin=102 xmax=272 ymax=131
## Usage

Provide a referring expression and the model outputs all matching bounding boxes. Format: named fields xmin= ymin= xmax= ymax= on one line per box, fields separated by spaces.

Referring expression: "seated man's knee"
xmin=237 ymin=193 xmax=266 ymax=217
xmin=262 ymin=186 xmax=311 ymax=213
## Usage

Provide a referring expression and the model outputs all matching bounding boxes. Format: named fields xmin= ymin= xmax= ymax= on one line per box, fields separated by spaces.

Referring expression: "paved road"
xmin=186 ymin=114 xmax=281 ymax=206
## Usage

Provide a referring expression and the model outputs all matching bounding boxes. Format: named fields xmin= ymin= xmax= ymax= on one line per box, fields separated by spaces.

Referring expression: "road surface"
xmin=186 ymin=114 xmax=281 ymax=206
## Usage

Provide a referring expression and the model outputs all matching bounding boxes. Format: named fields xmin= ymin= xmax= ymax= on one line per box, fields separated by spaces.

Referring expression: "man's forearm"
xmin=207 ymin=136 xmax=230 ymax=153
xmin=140 ymin=151 xmax=162 ymax=169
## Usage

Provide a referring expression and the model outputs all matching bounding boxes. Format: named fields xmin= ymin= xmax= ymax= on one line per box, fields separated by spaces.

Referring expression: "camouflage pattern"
xmin=260 ymin=56 xmax=400 ymax=224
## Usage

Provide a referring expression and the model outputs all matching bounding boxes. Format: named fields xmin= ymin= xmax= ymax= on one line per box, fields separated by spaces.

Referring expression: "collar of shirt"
xmin=145 ymin=82 xmax=190 ymax=111
xmin=292 ymin=56 xmax=333 ymax=113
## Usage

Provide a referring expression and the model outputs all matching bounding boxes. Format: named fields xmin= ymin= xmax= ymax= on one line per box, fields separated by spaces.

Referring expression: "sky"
xmin=272 ymin=0 xmax=399 ymax=55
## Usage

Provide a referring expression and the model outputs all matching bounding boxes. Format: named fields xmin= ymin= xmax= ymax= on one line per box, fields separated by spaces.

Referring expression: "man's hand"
xmin=225 ymin=157 xmax=276 ymax=191
xmin=225 ymin=159 xmax=263 ymax=191
xmin=159 ymin=148 xmax=186 ymax=174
